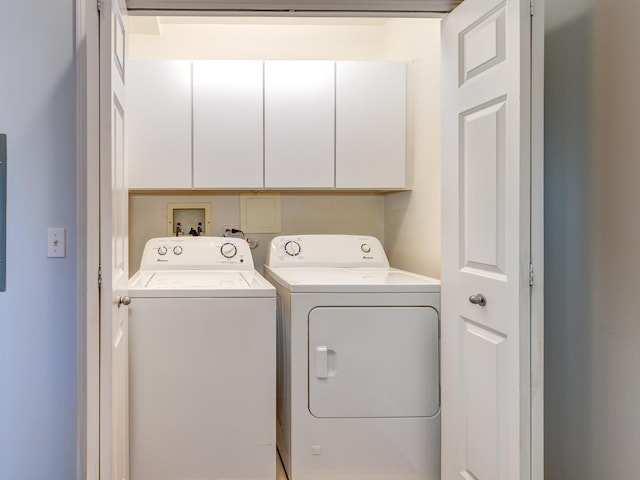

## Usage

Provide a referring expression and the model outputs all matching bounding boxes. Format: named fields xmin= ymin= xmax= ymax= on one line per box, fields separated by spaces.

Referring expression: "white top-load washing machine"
xmin=128 ymin=236 xmax=276 ymax=480
xmin=264 ymin=234 xmax=441 ymax=480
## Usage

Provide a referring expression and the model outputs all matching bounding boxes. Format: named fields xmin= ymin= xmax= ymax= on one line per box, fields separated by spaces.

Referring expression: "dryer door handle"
xmin=315 ymin=346 xmax=337 ymax=379
xmin=316 ymin=346 xmax=329 ymax=378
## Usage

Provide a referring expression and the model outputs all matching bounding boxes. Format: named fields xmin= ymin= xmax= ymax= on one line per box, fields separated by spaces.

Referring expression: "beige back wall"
xmin=129 ymin=193 xmax=384 ymax=273
xmin=129 ymin=18 xmax=385 ymax=60
xmin=383 ymin=19 xmax=441 ymax=278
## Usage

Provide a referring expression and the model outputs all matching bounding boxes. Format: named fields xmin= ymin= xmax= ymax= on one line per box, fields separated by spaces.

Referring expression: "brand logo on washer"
xmin=156 ymin=259 xmax=168 ymax=262
xmin=363 ymin=256 xmax=374 ymax=260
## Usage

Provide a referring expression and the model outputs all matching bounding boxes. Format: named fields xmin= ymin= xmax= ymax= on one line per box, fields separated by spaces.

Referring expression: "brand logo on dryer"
xmin=362 ymin=256 xmax=374 ymax=260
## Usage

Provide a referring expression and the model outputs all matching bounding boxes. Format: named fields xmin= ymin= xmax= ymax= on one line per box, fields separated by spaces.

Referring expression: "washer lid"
xmin=264 ymin=266 xmax=440 ymax=293
xmin=129 ymin=270 xmax=275 ymax=298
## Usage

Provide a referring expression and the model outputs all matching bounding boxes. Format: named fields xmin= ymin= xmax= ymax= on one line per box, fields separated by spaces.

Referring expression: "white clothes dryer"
xmin=128 ymin=236 xmax=276 ymax=480
xmin=264 ymin=235 xmax=441 ymax=480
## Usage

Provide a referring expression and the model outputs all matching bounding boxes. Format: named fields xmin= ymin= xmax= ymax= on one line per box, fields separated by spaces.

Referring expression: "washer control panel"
xmin=139 ymin=237 xmax=253 ymax=270
xmin=266 ymin=235 xmax=389 ymax=268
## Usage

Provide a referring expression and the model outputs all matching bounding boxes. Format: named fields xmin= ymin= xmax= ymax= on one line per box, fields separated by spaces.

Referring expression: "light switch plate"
xmin=47 ymin=228 xmax=66 ymax=258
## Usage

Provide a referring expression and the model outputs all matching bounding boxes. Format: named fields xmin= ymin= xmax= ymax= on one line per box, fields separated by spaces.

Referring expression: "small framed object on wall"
xmin=240 ymin=193 xmax=281 ymax=234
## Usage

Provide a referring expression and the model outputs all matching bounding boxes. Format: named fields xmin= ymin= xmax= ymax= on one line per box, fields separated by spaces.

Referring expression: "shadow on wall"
xmin=544 ymin=9 xmax=594 ymax=480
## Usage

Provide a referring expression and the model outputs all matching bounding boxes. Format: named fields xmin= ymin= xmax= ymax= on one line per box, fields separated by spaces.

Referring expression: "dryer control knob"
xmin=221 ymin=242 xmax=238 ymax=259
xmin=173 ymin=245 xmax=183 ymax=255
xmin=157 ymin=246 xmax=168 ymax=256
xmin=284 ymin=240 xmax=301 ymax=257
xmin=361 ymin=243 xmax=371 ymax=253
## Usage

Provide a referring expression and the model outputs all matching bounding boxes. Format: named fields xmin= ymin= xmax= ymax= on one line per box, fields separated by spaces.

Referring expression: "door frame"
xmin=530 ymin=1 xmax=545 ymax=478
xmin=75 ymin=2 xmax=544 ymax=479
xmin=76 ymin=1 xmax=100 ymax=479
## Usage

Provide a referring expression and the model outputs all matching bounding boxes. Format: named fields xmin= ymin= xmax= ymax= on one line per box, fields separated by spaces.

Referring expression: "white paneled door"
xmin=99 ymin=1 xmax=130 ymax=479
xmin=441 ymin=1 xmax=532 ymax=479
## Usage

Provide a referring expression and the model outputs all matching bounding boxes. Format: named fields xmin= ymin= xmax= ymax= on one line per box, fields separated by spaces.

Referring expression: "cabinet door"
xmin=128 ymin=60 xmax=192 ymax=189
xmin=264 ymin=61 xmax=335 ymax=189
xmin=193 ymin=61 xmax=264 ymax=189
xmin=336 ymin=62 xmax=407 ymax=189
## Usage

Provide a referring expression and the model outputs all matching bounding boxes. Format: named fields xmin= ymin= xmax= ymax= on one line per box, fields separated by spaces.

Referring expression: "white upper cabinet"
xmin=336 ymin=61 xmax=407 ymax=189
xmin=264 ymin=61 xmax=335 ymax=189
xmin=128 ymin=60 xmax=407 ymax=191
xmin=128 ymin=60 xmax=193 ymax=189
xmin=193 ymin=61 xmax=264 ymax=189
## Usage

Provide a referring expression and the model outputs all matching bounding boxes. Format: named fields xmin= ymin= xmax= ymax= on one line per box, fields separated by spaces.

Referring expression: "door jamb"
xmin=530 ymin=0 xmax=545 ymax=478
xmin=76 ymin=0 xmax=100 ymax=479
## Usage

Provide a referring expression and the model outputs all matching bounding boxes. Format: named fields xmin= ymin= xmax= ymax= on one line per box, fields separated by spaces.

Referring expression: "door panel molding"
xmin=459 ymin=95 xmax=507 ymax=275
xmin=459 ymin=2 xmax=506 ymax=85
xmin=460 ymin=317 xmax=507 ymax=480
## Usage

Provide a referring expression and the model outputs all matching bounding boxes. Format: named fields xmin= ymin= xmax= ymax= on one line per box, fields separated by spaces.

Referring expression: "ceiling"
xmin=128 ymin=15 xmax=394 ymax=34
xmin=125 ymin=0 xmax=462 ymax=15
xmin=158 ymin=16 xmax=389 ymax=25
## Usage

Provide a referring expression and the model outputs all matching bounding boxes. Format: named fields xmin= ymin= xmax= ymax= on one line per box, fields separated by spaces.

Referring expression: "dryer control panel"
xmin=139 ymin=236 xmax=254 ymax=270
xmin=266 ymin=235 xmax=389 ymax=268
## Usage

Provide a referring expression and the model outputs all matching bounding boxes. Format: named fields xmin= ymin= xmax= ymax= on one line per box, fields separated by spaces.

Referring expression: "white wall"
xmin=382 ymin=19 xmax=441 ymax=277
xmin=545 ymin=0 xmax=640 ymax=477
xmin=129 ymin=18 xmax=385 ymax=60
xmin=0 ymin=1 xmax=77 ymax=479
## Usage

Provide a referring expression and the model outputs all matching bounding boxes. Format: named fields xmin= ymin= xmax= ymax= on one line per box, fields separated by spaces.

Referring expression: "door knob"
xmin=468 ymin=293 xmax=487 ymax=306
xmin=117 ymin=296 xmax=131 ymax=307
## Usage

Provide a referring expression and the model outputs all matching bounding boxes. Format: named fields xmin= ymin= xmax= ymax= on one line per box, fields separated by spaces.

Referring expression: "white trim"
xmin=77 ymin=0 xmax=101 ymax=479
xmin=126 ymin=0 xmax=461 ymax=13
xmin=129 ymin=10 xmax=448 ymax=18
xmin=75 ymin=0 xmax=86 ymax=476
xmin=530 ymin=1 xmax=545 ymax=479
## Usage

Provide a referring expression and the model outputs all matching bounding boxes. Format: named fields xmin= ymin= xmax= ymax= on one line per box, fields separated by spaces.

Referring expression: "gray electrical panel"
xmin=0 ymin=134 xmax=5 ymax=291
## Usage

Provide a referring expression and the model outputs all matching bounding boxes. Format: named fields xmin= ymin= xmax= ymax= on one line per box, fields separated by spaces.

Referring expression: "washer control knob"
xmin=284 ymin=240 xmax=301 ymax=257
xmin=361 ymin=243 xmax=371 ymax=253
xmin=157 ymin=246 xmax=168 ymax=256
xmin=173 ymin=245 xmax=183 ymax=255
xmin=221 ymin=242 xmax=238 ymax=259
